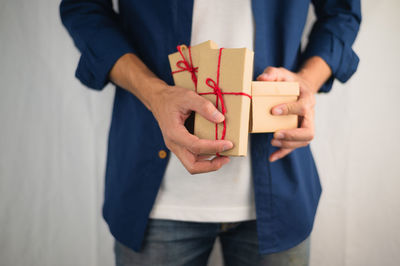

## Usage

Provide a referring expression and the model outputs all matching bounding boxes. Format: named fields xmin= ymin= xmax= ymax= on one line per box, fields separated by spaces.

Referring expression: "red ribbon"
xmin=198 ymin=48 xmax=252 ymax=156
xmin=171 ymin=45 xmax=198 ymax=91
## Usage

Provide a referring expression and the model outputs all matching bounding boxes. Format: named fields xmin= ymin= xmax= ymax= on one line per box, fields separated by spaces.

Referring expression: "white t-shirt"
xmin=149 ymin=0 xmax=256 ymax=222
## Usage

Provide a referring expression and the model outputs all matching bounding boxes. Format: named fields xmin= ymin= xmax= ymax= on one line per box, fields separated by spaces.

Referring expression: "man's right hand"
xmin=109 ymin=53 xmax=232 ymax=175
xmin=150 ymin=85 xmax=232 ymax=174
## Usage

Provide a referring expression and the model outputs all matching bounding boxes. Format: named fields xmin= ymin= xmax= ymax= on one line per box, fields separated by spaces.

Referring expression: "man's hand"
xmin=257 ymin=67 xmax=317 ymax=162
xmin=256 ymin=57 xmax=332 ymax=162
xmin=150 ymin=85 xmax=232 ymax=174
xmin=110 ymin=54 xmax=233 ymax=174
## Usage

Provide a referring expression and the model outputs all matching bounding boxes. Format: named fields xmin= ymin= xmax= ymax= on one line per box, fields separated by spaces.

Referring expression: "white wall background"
xmin=0 ymin=1 xmax=399 ymax=265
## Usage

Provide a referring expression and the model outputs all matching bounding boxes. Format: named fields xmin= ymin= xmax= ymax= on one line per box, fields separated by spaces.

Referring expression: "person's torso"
xmin=104 ymin=0 xmax=321 ymax=254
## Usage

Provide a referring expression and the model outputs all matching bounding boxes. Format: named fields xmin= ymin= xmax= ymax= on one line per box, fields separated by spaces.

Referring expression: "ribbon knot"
xmin=171 ymin=45 xmax=198 ymax=91
xmin=206 ymin=78 xmax=226 ymax=115
xmin=175 ymin=60 xmax=198 ymax=86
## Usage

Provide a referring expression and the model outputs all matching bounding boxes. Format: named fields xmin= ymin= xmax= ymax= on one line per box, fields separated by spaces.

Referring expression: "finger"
xmin=271 ymin=100 xmax=309 ymax=116
xmin=257 ymin=67 xmax=295 ymax=82
xmin=188 ymin=156 xmax=230 ymax=174
xmin=178 ymin=148 xmax=230 ymax=174
xmin=274 ymin=128 xmax=314 ymax=142
xmin=257 ymin=67 xmax=282 ymax=81
xmin=170 ymin=125 xmax=233 ymax=155
xmin=269 ymin=148 xmax=293 ymax=162
xmin=271 ymin=87 xmax=315 ymax=116
xmin=197 ymin=154 xmax=214 ymax=160
xmin=271 ymin=139 xmax=310 ymax=149
xmin=299 ymin=110 xmax=314 ymax=129
xmin=186 ymin=91 xmax=225 ymax=123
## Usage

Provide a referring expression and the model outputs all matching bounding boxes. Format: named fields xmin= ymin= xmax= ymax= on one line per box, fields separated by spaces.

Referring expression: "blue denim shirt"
xmin=60 ymin=0 xmax=361 ymax=254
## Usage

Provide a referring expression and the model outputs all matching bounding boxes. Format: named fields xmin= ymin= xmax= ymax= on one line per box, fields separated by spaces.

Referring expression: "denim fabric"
xmin=114 ymin=219 xmax=310 ymax=266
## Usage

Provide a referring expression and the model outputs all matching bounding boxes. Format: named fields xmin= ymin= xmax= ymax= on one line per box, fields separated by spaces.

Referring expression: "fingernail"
xmin=271 ymin=140 xmax=281 ymax=147
xmin=212 ymin=110 xmax=224 ymax=122
xmin=272 ymin=108 xmax=283 ymax=115
xmin=222 ymin=142 xmax=233 ymax=151
xmin=260 ymin=73 xmax=269 ymax=80
xmin=270 ymin=156 xmax=277 ymax=162
xmin=275 ymin=132 xmax=284 ymax=139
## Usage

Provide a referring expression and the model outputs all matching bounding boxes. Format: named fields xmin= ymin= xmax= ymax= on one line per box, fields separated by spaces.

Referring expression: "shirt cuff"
xmin=301 ymin=30 xmax=360 ymax=93
xmin=75 ymin=28 xmax=135 ymax=91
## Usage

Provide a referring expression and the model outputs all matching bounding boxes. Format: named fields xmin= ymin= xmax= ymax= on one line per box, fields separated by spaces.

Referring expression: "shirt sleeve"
xmin=60 ymin=0 xmax=135 ymax=90
xmin=302 ymin=0 xmax=361 ymax=93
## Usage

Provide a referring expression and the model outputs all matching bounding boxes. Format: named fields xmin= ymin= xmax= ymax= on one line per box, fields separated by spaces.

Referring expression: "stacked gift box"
xmin=168 ymin=40 xmax=299 ymax=156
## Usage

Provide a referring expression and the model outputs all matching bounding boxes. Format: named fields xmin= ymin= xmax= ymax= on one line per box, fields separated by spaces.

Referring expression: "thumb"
xmin=272 ymin=101 xmax=305 ymax=116
xmin=191 ymin=94 xmax=225 ymax=123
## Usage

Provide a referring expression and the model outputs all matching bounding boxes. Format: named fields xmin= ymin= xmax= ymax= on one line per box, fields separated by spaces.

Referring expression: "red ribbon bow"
xmin=171 ymin=45 xmax=198 ymax=91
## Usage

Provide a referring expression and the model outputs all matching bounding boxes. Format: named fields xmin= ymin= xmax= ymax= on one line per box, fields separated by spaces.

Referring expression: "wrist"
xmin=127 ymin=72 xmax=167 ymax=112
xmin=297 ymin=56 xmax=332 ymax=94
xmin=110 ymin=53 xmax=168 ymax=111
xmin=145 ymin=79 xmax=169 ymax=114
xmin=297 ymin=69 xmax=320 ymax=94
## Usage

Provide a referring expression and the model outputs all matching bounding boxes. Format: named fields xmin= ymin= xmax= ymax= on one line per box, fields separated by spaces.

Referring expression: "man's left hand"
xmin=257 ymin=67 xmax=317 ymax=162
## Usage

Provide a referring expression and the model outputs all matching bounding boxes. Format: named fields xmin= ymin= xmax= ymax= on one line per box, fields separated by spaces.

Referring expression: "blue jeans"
xmin=114 ymin=219 xmax=310 ymax=266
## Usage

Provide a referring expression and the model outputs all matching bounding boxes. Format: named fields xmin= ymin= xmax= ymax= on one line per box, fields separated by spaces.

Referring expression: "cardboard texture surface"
xmin=194 ymin=48 xmax=254 ymax=156
xmin=250 ymin=81 xmax=300 ymax=133
xmin=168 ymin=40 xmax=218 ymax=91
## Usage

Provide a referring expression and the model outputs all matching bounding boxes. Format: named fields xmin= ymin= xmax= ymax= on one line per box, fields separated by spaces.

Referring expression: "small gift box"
xmin=250 ymin=81 xmax=299 ymax=133
xmin=194 ymin=48 xmax=254 ymax=156
xmin=168 ymin=40 xmax=218 ymax=91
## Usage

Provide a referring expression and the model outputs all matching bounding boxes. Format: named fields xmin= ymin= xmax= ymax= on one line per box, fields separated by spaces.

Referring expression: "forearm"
xmin=298 ymin=56 xmax=332 ymax=94
xmin=109 ymin=53 xmax=166 ymax=111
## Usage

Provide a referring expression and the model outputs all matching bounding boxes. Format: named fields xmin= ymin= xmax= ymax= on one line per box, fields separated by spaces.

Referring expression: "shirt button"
xmin=158 ymin=150 xmax=167 ymax=159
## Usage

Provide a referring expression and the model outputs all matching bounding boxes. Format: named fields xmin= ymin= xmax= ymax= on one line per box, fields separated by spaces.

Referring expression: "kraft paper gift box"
xmin=250 ymin=81 xmax=300 ymax=133
xmin=169 ymin=40 xmax=218 ymax=133
xmin=194 ymin=48 xmax=254 ymax=156
xmin=168 ymin=40 xmax=218 ymax=91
